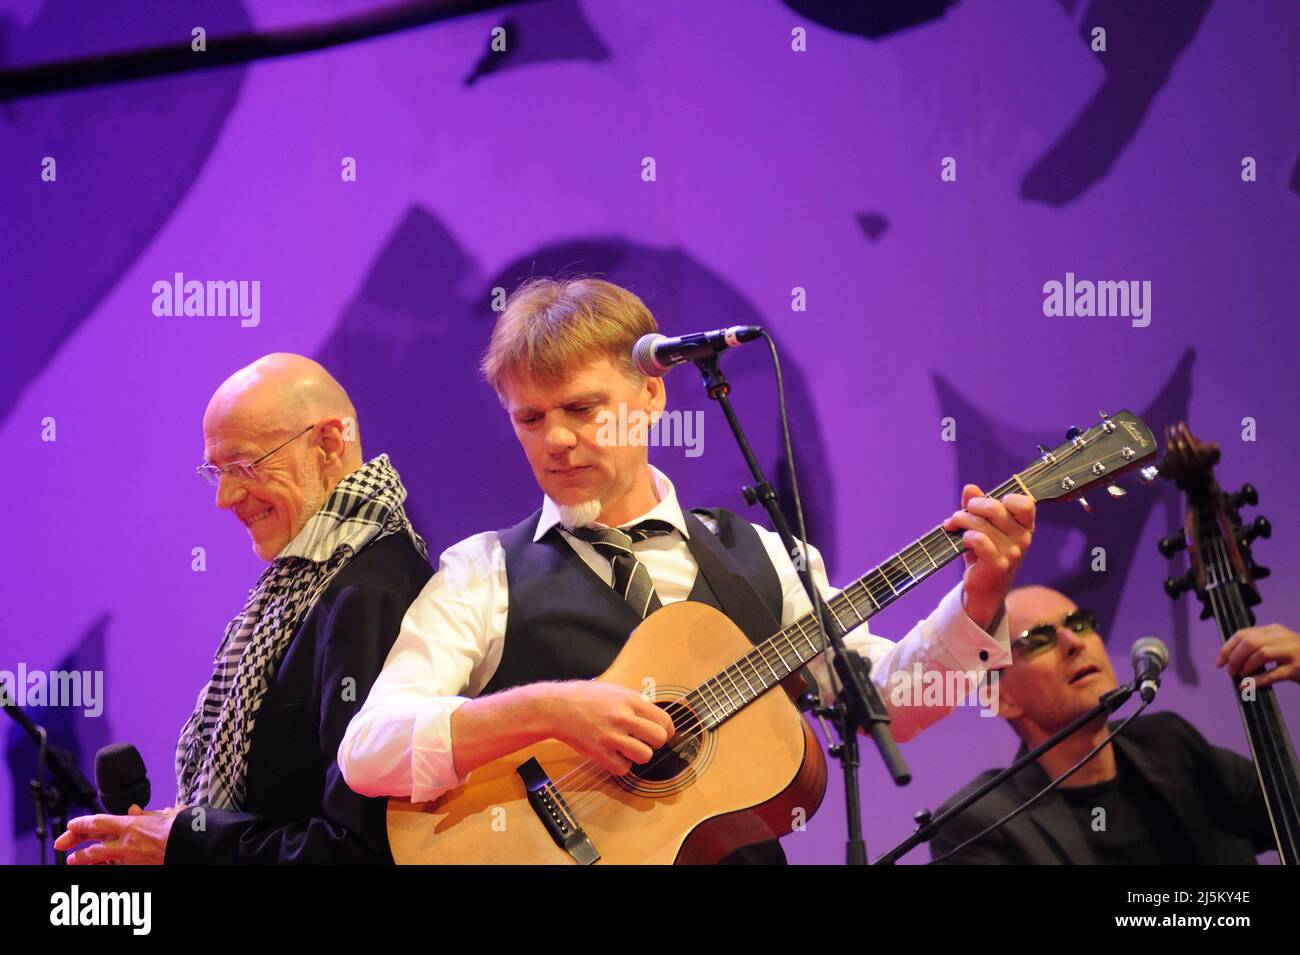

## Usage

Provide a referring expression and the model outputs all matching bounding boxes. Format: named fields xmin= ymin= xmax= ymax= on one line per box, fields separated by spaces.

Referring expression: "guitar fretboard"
xmin=684 ymin=476 xmax=1022 ymax=729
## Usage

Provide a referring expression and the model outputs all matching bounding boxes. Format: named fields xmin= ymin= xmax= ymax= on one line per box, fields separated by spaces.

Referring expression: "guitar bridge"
xmin=516 ymin=757 xmax=600 ymax=865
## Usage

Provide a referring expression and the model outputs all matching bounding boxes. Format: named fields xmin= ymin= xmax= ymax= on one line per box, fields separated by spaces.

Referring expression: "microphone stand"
xmin=693 ymin=353 xmax=909 ymax=865
xmin=874 ymin=683 xmax=1135 ymax=864
xmin=2 ymin=698 xmax=99 ymax=865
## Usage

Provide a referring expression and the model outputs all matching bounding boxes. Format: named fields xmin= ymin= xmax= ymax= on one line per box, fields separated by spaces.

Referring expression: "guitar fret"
xmin=691 ymin=688 xmax=721 ymax=728
xmin=702 ymin=684 xmax=725 ymax=726
xmin=735 ymin=659 xmax=758 ymax=697
xmin=881 ymin=566 xmax=901 ymax=596
xmin=794 ymin=620 xmax=820 ymax=655
xmin=720 ymin=667 xmax=746 ymax=711
xmin=781 ymin=631 xmax=805 ymax=671
xmin=896 ymin=548 xmax=920 ymax=581
xmin=712 ymin=675 xmax=739 ymax=713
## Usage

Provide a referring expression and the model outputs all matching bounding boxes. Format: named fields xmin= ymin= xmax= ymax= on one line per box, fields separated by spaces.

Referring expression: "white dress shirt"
xmin=339 ymin=467 xmax=1011 ymax=803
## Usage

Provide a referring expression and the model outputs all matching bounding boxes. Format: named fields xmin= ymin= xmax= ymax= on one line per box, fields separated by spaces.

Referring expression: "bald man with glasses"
xmin=56 ymin=353 xmax=432 ymax=864
xmin=928 ymin=585 xmax=1300 ymax=865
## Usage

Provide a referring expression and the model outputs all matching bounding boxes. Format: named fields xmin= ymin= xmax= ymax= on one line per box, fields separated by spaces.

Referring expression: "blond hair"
xmin=480 ymin=277 xmax=657 ymax=395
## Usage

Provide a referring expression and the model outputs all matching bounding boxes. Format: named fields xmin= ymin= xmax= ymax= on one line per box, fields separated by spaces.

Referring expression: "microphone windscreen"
xmin=1130 ymin=636 xmax=1169 ymax=670
xmin=632 ymin=333 xmax=668 ymax=377
xmin=95 ymin=742 xmax=151 ymax=814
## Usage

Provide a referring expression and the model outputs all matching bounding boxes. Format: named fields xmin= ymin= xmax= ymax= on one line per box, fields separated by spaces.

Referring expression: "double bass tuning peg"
xmin=1231 ymin=484 xmax=1259 ymax=509
xmin=1157 ymin=531 xmax=1187 ymax=558
xmin=1164 ymin=572 xmax=1195 ymax=600
xmin=1243 ymin=516 xmax=1271 ymax=544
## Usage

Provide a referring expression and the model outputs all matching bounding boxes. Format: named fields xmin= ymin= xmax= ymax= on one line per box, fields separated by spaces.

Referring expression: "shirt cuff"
xmin=932 ymin=583 xmax=1011 ymax=672
xmin=410 ymin=696 xmax=472 ymax=803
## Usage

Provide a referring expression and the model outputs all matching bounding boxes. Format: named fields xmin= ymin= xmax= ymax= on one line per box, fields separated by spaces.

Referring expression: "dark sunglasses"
xmin=1012 ymin=608 xmax=1099 ymax=658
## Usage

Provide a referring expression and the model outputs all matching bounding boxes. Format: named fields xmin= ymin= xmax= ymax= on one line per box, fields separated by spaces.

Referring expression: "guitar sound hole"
xmin=629 ymin=701 xmax=704 ymax=784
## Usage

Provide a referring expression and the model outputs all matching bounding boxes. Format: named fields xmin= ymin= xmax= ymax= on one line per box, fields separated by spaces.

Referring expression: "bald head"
xmin=998 ymin=584 xmax=1118 ymax=742
xmin=204 ymin=353 xmax=359 ymax=453
xmin=203 ymin=354 xmax=364 ymax=561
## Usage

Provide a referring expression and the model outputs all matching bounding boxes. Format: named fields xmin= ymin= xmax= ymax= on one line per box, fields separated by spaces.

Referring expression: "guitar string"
xmin=553 ymin=441 xmax=1138 ymax=817
xmin=551 ymin=439 xmax=1138 ymax=815
xmin=548 ymin=439 xmax=1144 ymax=817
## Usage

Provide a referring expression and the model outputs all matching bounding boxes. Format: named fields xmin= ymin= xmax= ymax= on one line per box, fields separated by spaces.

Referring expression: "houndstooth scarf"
xmin=174 ymin=454 xmax=426 ymax=810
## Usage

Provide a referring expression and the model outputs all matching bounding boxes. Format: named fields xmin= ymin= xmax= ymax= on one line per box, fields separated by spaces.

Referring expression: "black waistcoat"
xmin=488 ymin=506 xmax=790 ymax=864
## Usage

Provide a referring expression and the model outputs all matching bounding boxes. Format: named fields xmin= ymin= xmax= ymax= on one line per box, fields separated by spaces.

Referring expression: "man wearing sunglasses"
xmin=55 ymin=353 xmax=432 ymax=864
xmin=928 ymin=584 xmax=1300 ymax=864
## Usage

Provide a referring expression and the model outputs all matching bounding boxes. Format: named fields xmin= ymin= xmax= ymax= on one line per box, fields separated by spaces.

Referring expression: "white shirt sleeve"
xmin=337 ymin=531 xmax=508 ymax=803
xmin=749 ymin=524 xmax=1011 ymax=742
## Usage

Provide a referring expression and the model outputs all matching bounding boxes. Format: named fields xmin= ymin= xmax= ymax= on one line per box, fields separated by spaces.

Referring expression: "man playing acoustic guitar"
xmin=338 ymin=277 xmax=1035 ymax=863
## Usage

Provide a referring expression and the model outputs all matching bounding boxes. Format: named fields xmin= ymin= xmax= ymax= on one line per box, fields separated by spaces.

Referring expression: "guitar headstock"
xmin=1016 ymin=410 xmax=1159 ymax=509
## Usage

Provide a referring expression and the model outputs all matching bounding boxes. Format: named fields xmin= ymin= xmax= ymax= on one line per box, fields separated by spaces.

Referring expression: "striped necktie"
xmin=567 ymin=520 xmax=677 ymax=618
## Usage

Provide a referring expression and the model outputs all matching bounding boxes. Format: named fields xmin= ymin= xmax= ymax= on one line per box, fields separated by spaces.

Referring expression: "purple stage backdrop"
xmin=2 ymin=0 xmax=1299 ymax=864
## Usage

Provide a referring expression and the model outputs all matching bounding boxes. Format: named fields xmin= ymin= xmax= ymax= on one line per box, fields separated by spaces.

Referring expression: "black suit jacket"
xmin=165 ymin=534 xmax=432 ymax=864
xmin=929 ymin=711 xmax=1275 ymax=864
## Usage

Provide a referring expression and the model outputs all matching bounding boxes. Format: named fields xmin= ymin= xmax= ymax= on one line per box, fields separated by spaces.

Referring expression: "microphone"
xmin=1130 ymin=637 xmax=1169 ymax=704
xmin=632 ymin=326 xmax=763 ymax=377
xmin=95 ymin=743 xmax=151 ymax=815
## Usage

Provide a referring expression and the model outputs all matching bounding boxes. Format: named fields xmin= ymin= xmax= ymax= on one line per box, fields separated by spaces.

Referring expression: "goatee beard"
xmin=557 ymin=499 xmax=602 ymax=530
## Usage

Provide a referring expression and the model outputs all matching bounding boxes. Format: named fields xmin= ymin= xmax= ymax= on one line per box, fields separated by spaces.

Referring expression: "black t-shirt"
xmin=1059 ymin=752 xmax=1196 ymax=864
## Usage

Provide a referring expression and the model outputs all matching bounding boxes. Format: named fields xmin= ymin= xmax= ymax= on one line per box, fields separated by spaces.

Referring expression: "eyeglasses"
xmin=196 ymin=425 xmax=314 ymax=487
xmin=1012 ymin=608 xmax=1099 ymax=658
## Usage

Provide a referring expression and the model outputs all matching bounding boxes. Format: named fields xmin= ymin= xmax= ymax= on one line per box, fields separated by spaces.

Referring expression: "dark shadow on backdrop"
xmin=0 ymin=0 xmax=249 ymax=427
xmin=6 ymin=614 xmax=112 ymax=864
xmin=315 ymin=208 xmax=838 ymax=567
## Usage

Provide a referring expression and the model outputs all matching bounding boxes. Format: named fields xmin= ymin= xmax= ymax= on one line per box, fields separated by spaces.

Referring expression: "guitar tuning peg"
xmin=1139 ymin=466 xmax=1160 ymax=483
xmin=1066 ymin=426 xmax=1083 ymax=442
xmin=1243 ymin=516 xmax=1271 ymax=544
xmin=1157 ymin=531 xmax=1187 ymax=557
xmin=1106 ymin=484 xmax=1126 ymax=499
xmin=1251 ymin=563 xmax=1271 ymax=580
xmin=1036 ymin=443 xmax=1050 ymax=456
xmin=1164 ymin=571 xmax=1195 ymax=600
xmin=1077 ymin=497 xmax=1092 ymax=513
xmin=1098 ymin=410 xmax=1109 ymax=418
xmin=1231 ymin=484 xmax=1258 ymax=508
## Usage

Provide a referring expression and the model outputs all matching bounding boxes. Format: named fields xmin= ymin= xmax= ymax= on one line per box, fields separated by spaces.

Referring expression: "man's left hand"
xmin=54 ymin=805 xmax=185 ymax=865
xmin=943 ymin=484 xmax=1036 ymax=631
xmin=1217 ymin=623 xmax=1300 ymax=689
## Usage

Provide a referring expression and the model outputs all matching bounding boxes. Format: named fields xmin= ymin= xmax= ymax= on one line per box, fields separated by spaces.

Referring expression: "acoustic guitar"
xmin=389 ymin=411 xmax=1158 ymax=864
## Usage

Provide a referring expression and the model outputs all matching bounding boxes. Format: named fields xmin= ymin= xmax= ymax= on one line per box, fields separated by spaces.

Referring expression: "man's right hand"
xmin=543 ymin=681 xmax=676 ymax=775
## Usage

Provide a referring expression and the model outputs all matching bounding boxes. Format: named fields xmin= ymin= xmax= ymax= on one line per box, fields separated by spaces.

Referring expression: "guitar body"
xmin=387 ymin=601 xmax=827 ymax=864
